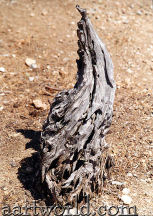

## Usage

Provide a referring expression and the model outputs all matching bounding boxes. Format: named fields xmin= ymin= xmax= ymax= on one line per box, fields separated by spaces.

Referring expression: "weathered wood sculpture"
xmin=41 ymin=5 xmax=116 ymax=203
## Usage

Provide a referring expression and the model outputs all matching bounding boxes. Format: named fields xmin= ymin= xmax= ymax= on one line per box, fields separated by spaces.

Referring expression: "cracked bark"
xmin=41 ymin=5 xmax=116 ymax=203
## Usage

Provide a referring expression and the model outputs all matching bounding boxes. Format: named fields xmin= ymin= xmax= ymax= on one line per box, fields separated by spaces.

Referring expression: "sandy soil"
xmin=0 ymin=0 xmax=152 ymax=215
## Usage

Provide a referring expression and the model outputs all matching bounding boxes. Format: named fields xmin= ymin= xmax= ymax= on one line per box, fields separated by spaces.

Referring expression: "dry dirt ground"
xmin=0 ymin=0 xmax=152 ymax=215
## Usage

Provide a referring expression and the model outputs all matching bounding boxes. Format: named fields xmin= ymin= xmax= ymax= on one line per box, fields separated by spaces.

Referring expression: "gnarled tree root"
xmin=41 ymin=5 xmax=116 ymax=204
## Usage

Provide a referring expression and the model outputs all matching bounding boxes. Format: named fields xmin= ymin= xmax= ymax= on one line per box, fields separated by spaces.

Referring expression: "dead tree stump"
xmin=41 ymin=5 xmax=116 ymax=203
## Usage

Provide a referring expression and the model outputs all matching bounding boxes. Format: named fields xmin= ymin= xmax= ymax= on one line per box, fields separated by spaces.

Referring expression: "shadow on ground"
xmin=17 ymin=129 xmax=51 ymax=203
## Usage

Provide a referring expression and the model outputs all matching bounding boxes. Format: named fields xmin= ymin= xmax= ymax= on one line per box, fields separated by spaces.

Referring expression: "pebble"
xmin=137 ymin=10 xmax=142 ymax=15
xmin=112 ymin=181 xmax=125 ymax=186
xmin=25 ymin=58 xmax=36 ymax=68
xmin=122 ymin=188 xmax=130 ymax=195
xmin=0 ymin=93 xmax=5 ymax=96
xmin=95 ymin=15 xmax=100 ymax=20
xmin=125 ymin=78 xmax=131 ymax=85
xmin=59 ymin=50 xmax=64 ymax=54
xmin=121 ymin=195 xmax=132 ymax=204
xmin=52 ymin=70 xmax=59 ymax=76
xmin=58 ymin=39 xmax=63 ymax=43
xmin=30 ymin=12 xmax=35 ymax=17
xmin=70 ymin=21 xmax=75 ymax=25
xmin=31 ymin=63 xmax=38 ymax=69
xmin=41 ymin=9 xmax=48 ymax=16
xmin=140 ymin=179 xmax=146 ymax=183
xmin=0 ymin=106 xmax=4 ymax=111
xmin=101 ymin=27 xmax=107 ymax=32
xmin=63 ymin=57 xmax=69 ymax=62
xmin=46 ymin=65 xmax=51 ymax=70
xmin=1 ymin=186 xmax=8 ymax=191
xmin=129 ymin=4 xmax=134 ymax=9
xmin=11 ymin=132 xmax=20 ymax=137
xmin=33 ymin=99 xmax=47 ymax=110
xmin=127 ymin=172 xmax=133 ymax=177
xmin=0 ymin=67 xmax=5 ymax=72
xmin=127 ymin=68 xmax=133 ymax=73
xmin=123 ymin=20 xmax=129 ymax=24
xmin=10 ymin=160 xmax=17 ymax=167
xmin=29 ymin=77 xmax=35 ymax=82
xmin=146 ymin=178 xmax=152 ymax=183
xmin=121 ymin=16 xmax=129 ymax=24
xmin=2 ymin=54 xmax=10 ymax=57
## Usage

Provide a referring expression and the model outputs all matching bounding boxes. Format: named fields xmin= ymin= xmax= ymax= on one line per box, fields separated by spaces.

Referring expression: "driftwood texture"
xmin=41 ymin=5 xmax=116 ymax=203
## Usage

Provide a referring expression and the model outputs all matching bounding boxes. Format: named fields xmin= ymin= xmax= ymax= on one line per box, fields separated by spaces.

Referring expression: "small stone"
xmin=0 ymin=67 xmax=5 ymax=72
xmin=123 ymin=20 xmax=129 ymax=24
xmin=52 ymin=70 xmax=59 ymax=76
xmin=140 ymin=179 xmax=146 ymax=183
xmin=30 ymin=12 xmax=35 ymax=17
xmin=95 ymin=15 xmax=100 ymax=20
xmin=10 ymin=160 xmax=17 ymax=167
xmin=146 ymin=178 xmax=151 ymax=183
xmin=100 ymin=26 xmax=106 ymax=30
xmin=59 ymin=50 xmax=64 ymax=54
xmin=2 ymin=54 xmax=10 ymax=57
xmin=11 ymin=132 xmax=20 ymax=137
xmin=1 ymin=186 xmax=8 ymax=191
xmin=25 ymin=58 xmax=36 ymax=68
xmin=125 ymin=78 xmax=131 ymax=85
xmin=121 ymin=16 xmax=128 ymax=24
xmin=41 ymin=9 xmax=48 ymax=16
xmin=58 ymin=39 xmax=63 ymax=43
xmin=127 ymin=68 xmax=133 ymax=73
xmin=63 ymin=57 xmax=69 ymax=62
xmin=33 ymin=99 xmax=47 ymax=110
xmin=31 ymin=63 xmax=38 ymax=69
xmin=127 ymin=172 xmax=133 ymax=177
xmin=0 ymin=106 xmax=4 ymax=111
xmin=129 ymin=4 xmax=134 ymax=9
xmin=112 ymin=181 xmax=125 ymax=186
xmin=121 ymin=195 xmax=132 ymax=204
xmin=29 ymin=77 xmax=34 ymax=82
xmin=137 ymin=10 xmax=142 ymax=15
xmin=0 ymin=92 xmax=5 ymax=96
xmin=46 ymin=65 xmax=51 ymax=70
xmin=122 ymin=188 xmax=130 ymax=195
xmin=12 ymin=54 xmax=16 ymax=58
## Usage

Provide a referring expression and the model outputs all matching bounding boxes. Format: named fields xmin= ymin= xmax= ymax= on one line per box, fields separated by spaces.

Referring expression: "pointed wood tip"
xmin=76 ymin=5 xmax=87 ymax=18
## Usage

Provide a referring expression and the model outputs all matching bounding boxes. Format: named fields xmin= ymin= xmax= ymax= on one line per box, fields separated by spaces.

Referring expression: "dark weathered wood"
xmin=41 ymin=5 xmax=116 ymax=203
